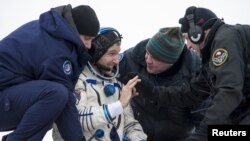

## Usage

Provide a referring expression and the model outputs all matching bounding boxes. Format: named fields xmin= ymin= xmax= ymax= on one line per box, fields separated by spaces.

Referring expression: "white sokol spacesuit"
xmin=78 ymin=63 xmax=147 ymax=141
xmin=53 ymin=27 xmax=147 ymax=141
xmin=53 ymin=63 xmax=147 ymax=141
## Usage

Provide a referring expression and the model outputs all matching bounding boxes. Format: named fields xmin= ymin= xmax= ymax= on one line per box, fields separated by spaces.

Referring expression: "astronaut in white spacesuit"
xmin=52 ymin=27 xmax=147 ymax=141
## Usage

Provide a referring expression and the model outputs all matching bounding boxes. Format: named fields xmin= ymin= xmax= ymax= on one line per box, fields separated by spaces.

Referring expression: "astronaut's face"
xmin=97 ymin=42 xmax=121 ymax=76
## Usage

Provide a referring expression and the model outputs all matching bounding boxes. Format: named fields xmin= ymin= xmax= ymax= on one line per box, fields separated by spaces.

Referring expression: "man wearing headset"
xmin=53 ymin=27 xmax=147 ymax=141
xmin=178 ymin=6 xmax=250 ymax=141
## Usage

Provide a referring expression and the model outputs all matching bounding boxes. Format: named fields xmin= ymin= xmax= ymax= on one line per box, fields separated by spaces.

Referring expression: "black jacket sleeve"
xmin=152 ymin=78 xmax=210 ymax=108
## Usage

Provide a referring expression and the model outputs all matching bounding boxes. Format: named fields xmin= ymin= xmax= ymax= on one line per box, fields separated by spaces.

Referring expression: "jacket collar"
xmin=201 ymin=19 xmax=224 ymax=64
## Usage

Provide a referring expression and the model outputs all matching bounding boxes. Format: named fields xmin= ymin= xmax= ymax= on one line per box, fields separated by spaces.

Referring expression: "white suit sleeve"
xmin=123 ymin=103 xmax=147 ymax=140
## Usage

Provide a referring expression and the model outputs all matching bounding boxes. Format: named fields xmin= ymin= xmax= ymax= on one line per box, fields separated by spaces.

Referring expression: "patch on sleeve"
xmin=63 ymin=60 xmax=72 ymax=75
xmin=212 ymin=48 xmax=228 ymax=66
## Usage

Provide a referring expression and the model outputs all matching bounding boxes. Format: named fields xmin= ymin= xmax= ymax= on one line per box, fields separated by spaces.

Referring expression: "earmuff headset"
xmin=186 ymin=6 xmax=204 ymax=44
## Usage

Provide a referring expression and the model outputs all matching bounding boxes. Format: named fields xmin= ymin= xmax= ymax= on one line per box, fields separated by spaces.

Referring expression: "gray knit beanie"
xmin=146 ymin=27 xmax=185 ymax=63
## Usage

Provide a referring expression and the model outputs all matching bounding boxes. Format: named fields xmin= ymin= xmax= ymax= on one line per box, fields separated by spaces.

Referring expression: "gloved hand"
xmin=118 ymin=73 xmax=132 ymax=84
xmin=127 ymin=72 xmax=154 ymax=100
xmin=190 ymin=68 xmax=211 ymax=101
xmin=185 ymin=121 xmax=208 ymax=141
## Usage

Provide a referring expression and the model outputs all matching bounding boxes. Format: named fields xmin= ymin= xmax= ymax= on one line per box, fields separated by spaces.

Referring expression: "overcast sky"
xmin=1 ymin=0 xmax=250 ymax=51
xmin=1 ymin=0 xmax=250 ymax=140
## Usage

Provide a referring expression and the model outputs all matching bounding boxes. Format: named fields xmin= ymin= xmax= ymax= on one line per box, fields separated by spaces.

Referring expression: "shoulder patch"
xmin=63 ymin=60 xmax=72 ymax=75
xmin=212 ymin=48 xmax=228 ymax=66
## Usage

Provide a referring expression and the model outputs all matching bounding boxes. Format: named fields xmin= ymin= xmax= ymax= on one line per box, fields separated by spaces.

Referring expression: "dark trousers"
xmin=0 ymin=80 xmax=83 ymax=141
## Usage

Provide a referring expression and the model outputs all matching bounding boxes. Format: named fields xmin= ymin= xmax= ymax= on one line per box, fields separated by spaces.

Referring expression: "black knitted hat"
xmin=179 ymin=6 xmax=218 ymax=33
xmin=72 ymin=5 xmax=100 ymax=36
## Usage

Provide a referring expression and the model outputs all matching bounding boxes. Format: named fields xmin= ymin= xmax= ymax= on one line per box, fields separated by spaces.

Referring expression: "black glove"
xmin=127 ymin=72 xmax=154 ymax=100
xmin=118 ymin=71 xmax=136 ymax=84
xmin=190 ymin=68 xmax=211 ymax=101
xmin=185 ymin=122 xmax=208 ymax=141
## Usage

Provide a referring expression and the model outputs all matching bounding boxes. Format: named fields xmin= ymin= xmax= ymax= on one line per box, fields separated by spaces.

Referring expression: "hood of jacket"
xmin=39 ymin=4 xmax=91 ymax=65
xmin=129 ymin=38 xmax=149 ymax=67
xmin=39 ymin=4 xmax=82 ymax=47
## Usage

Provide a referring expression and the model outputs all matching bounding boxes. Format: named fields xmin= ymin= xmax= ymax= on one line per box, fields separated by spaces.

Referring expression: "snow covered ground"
xmin=0 ymin=130 xmax=53 ymax=141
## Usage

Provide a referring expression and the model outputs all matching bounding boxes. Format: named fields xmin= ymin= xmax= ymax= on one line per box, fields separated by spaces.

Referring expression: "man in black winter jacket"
xmin=178 ymin=6 xmax=250 ymax=141
xmin=0 ymin=5 xmax=99 ymax=141
xmin=118 ymin=27 xmax=201 ymax=141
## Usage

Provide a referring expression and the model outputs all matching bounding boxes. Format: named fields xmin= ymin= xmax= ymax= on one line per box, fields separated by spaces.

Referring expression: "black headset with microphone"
xmin=186 ymin=7 xmax=218 ymax=44
xmin=186 ymin=6 xmax=204 ymax=44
